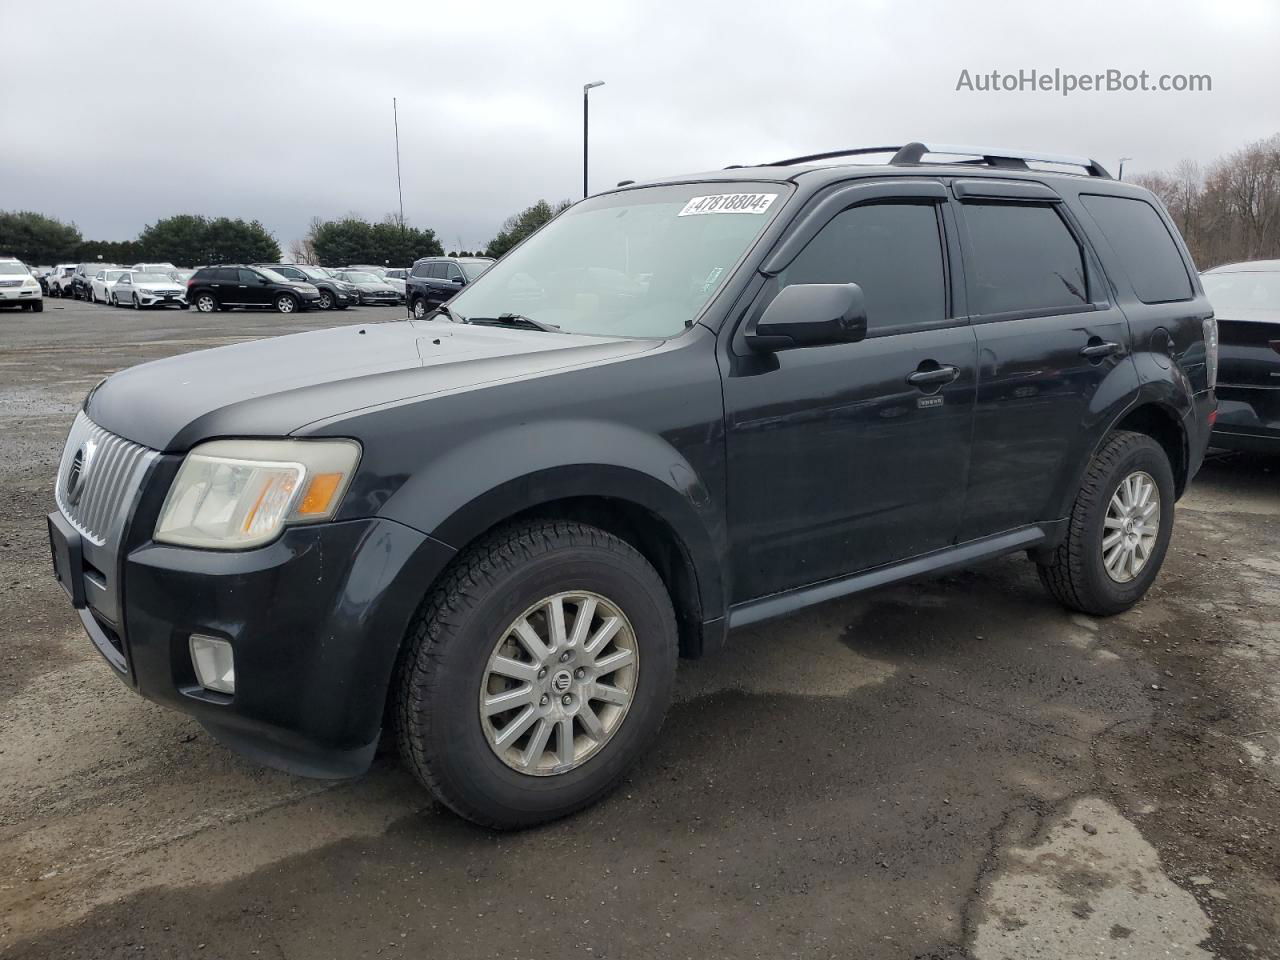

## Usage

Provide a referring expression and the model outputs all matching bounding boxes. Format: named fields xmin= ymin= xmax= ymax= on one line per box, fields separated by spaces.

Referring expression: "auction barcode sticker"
xmin=678 ymin=193 xmax=778 ymax=216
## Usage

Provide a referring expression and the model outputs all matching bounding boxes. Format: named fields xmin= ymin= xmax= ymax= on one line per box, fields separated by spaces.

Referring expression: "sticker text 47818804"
xmin=678 ymin=193 xmax=778 ymax=217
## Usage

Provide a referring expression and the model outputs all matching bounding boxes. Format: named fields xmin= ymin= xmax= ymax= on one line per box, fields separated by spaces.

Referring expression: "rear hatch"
xmin=1218 ymin=315 xmax=1280 ymax=387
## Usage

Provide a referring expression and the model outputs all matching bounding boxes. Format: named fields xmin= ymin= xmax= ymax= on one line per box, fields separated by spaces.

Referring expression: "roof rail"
xmin=891 ymin=142 xmax=1112 ymax=178
xmin=756 ymin=142 xmax=1112 ymax=178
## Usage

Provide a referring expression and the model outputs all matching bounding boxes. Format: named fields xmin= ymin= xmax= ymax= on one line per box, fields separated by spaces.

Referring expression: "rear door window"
xmin=1080 ymin=194 xmax=1193 ymax=303
xmin=960 ymin=202 xmax=1089 ymax=316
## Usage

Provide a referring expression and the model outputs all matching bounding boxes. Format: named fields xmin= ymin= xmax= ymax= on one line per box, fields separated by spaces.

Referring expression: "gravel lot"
xmin=1 ymin=299 xmax=1278 ymax=959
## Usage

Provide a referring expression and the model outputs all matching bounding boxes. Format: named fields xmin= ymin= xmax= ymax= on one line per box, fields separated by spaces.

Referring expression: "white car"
xmin=111 ymin=270 xmax=188 ymax=309
xmin=47 ymin=263 xmax=77 ymax=297
xmin=90 ymin=268 xmax=131 ymax=304
xmin=0 ymin=257 xmax=43 ymax=312
xmin=384 ymin=267 xmax=408 ymax=298
xmin=131 ymin=261 xmax=179 ymax=275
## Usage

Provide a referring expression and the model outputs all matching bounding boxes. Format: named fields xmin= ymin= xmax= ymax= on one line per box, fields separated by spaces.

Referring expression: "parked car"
xmin=384 ymin=267 xmax=408 ymax=296
xmin=329 ymin=269 xmax=400 ymax=305
xmin=90 ymin=268 xmax=131 ymax=304
xmin=186 ymin=265 xmax=322 ymax=313
xmin=33 ymin=266 xmax=53 ymax=295
xmin=111 ymin=270 xmax=188 ymax=309
xmin=130 ymin=261 xmax=179 ymax=275
xmin=71 ymin=263 xmax=119 ymax=301
xmin=1201 ymin=259 xmax=1280 ymax=452
xmin=46 ymin=264 xmax=77 ymax=297
xmin=0 ymin=257 xmax=43 ymax=312
xmin=343 ymin=265 xmax=406 ymax=301
xmin=47 ymin=141 xmax=1215 ymax=829
xmin=254 ymin=263 xmax=357 ymax=310
xmin=406 ymin=256 xmax=494 ymax=318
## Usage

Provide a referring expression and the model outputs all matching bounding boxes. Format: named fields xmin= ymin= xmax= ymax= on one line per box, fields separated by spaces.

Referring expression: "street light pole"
xmin=583 ymin=81 xmax=604 ymax=199
xmin=1118 ymin=156 xmax=1132 ymax=181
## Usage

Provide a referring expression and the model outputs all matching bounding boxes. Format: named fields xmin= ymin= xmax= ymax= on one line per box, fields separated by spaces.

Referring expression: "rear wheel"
xmin=395 ymin=520 xmax=678 ymax=829
xmin=1037 ymin=430 xmax=1175 ymax=616
xmin=194 ymin=293 xmax=218 ymax=313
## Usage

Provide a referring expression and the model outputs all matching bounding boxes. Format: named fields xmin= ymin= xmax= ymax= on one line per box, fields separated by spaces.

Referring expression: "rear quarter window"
xmin=1080 ymin=194 xmax=1193 ymax=304
xmin=959 ymin=201 xmax=1090 ymax=316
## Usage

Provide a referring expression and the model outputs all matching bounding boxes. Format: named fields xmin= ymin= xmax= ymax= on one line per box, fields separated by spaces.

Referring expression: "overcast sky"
xmin=4 ymin=0 xmax=1276 ymax=255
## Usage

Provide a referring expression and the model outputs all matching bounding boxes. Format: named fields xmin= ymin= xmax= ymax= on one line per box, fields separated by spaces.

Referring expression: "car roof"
xmin=1203 ymin=259 xmax=1280 ymax=274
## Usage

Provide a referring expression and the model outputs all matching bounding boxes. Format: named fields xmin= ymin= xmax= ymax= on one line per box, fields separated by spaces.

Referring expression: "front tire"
xmin=317 ymin=290 xmax=333 ymax=310
xmin=132 ymin=294 xmax=141 ymax=310
xmin=1036 ymin=430 xmax=1175 ymax=616
xmin=394 ymin=520 xmax=678 ymax=829
xmin=32 ymin=300 xmax=44 ymax=313
xmin=275 ymin=294 xmax=297 ymax=314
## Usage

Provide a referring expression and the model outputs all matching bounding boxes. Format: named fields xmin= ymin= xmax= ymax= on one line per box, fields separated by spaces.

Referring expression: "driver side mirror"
xmin=451 ymin=275 xmax=465 ymax=285
xmin=745 ymin=282 xmax=868 ymax=352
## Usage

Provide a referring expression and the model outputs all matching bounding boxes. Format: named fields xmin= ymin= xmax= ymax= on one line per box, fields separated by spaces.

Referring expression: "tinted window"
xmin=778 ymin=202 xmax=946 ymax=330
xmin=444 ymin=263 xmax=463 ymax=282
xmin=410 ymin=263 xmax=431 ymax=278
xmin=1080 ymin=194 xmax=1192 ymax=303
xmin=427 ymin=263 xmax=447 ymax=280
xmin=961 ymin=202 xmax=1089 ymax=315
xmin=238 ymin=269 xmax=262 ymax=284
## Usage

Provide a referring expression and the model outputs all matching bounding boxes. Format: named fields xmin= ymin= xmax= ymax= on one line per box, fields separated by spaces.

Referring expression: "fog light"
xmin=190 ymin=635 xmax=235 ymax=694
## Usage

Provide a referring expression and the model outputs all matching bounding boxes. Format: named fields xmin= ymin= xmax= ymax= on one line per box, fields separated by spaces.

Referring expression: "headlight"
xmin=155 ymin=438 xmax=361 ymax=549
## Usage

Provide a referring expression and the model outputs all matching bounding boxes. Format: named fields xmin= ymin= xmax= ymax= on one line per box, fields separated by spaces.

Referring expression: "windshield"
xmin=134 ymin=273 xmax=174 ymax=284
xmin=0 ymin=262 xmax=28 ymax=276
xmin=344 ymin=271 xmax=380 ymax=283
xmin=256 ymin=268 xmax=289 ymax=283
xmin=104 ymin=270 xmax=127 ymax=281
xmin=1203 ymin=270 xmax=1280 ymax=314
xmin=458 ymin=259 xmax=493 ymax=281
xmin=447 ymin=184 xmax=788 ymax=337
xmin=298 ymin=266 xmax=329 ymax=280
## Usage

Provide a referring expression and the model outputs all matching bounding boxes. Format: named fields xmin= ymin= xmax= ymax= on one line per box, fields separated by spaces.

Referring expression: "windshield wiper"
xmin=464 ymin=313 xmax=562 ymax=333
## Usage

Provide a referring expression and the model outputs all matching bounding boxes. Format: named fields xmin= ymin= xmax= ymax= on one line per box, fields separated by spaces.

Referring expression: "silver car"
xmin=330 ymin=270 xmax=401 ymax=305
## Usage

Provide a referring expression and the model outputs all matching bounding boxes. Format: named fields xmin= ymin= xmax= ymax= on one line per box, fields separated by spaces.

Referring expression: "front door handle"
xmin=1080 ymin=340 xmax=1122 ymax=359
xmin=907 ymin=364 xmax=960 ymax=388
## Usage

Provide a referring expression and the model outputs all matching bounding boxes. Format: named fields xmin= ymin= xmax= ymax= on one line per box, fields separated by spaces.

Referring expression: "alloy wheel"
xmin=479 ymin=591 xmax=639 ymax=776
xmin=1102 ymin=470 xmax=1160 ymax=583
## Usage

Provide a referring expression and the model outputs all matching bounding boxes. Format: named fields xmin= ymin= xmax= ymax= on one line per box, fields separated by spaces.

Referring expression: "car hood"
xmin=353 ymin=281 xmax=395 ymax=292
xmin=1213 ymin=307 xmax=1280 ymax=325
xmin=86 ymin=319 xmax=657 ymax=452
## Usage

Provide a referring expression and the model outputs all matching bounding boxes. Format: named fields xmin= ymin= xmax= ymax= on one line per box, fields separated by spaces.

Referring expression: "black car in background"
xmin=406 ymin=255 xmax=494 ymax=318
xmin=186 ymin=265 xmax=322 ymax=314
xmin=71 ymin=262 xmax=118 ymax=301
xmin=1202 ymin=259 xmax=1280 ymax=452
xmin=255 ymin=263 xmax=357 ymax=310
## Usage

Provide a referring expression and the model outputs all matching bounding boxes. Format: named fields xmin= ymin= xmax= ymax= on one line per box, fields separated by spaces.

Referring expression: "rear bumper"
xmin=53 ymin=512 xmax=456 ymax=777
xmin=1212 ymin=385 xmax=1280 ymax=452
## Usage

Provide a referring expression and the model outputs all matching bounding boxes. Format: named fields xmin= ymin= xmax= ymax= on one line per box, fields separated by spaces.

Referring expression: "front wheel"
xmin=32 ymin=300 xmax=44 ymax=313
xmin=317 ymin=290 xmax=333 ymax=310
xmin=275 ymin=294 xmax=297 ymax=314
xmin=1036 ymin=430 xmax=1175 ymax=616
xmin=411 ymin=297 xmax=427 ymax=319
xmin=394 ymin=520 xmax=678 ymax=829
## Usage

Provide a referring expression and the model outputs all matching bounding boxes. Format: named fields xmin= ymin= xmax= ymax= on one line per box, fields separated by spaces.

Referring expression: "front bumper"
xmin=50 ymin=506 xmax=456 ymax=777
xmin=1212 ymin=384 xmax=1280 ymax=452
xmin=358 ymin=292 xmax=401 ymax=305
xmin=137 ymin=292 xmax=187 ymax=307
xmin=0 ymin=286 xmax=41 ymax=303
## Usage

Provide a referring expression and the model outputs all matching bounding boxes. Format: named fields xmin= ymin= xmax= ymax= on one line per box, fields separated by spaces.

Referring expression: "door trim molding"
xmin=726 ymin=523 xmax=1058 ymax=629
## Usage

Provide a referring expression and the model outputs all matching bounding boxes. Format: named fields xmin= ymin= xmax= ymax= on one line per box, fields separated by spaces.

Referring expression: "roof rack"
xmin=757 ymin=141 xmax=1112 ymax=178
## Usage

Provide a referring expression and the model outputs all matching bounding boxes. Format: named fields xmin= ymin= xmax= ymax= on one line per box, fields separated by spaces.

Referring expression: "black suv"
xmin=406 ymin=255 xmax=493 ymax=318
xmin=186 ymin=265 xmax=323 ymax=314
xmin=47 ymin=142 xmax=1216 ymax=829
xmin=254 ymin=263 xmax=357 ymax=311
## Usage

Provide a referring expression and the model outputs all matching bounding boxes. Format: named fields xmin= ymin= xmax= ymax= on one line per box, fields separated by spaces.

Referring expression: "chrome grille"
xmin=0 ymin=279 xmax=22 ymax=288
xmin=55 ymin=412 xmax=157 ymax=546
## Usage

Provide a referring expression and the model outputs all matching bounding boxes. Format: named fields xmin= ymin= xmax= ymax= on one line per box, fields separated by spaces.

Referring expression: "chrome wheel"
xmin=480 ymin=591 xmax=639 ymax=776
xmin=276 ymin=295 xmax=295 ymax=313
xmin=318 ymin=292 xmax=332 ymax=309
xmin=196 ymin=294 xmax=215 ymax=312
xmin=1102 ymin=470 xmax=1160 ymax=583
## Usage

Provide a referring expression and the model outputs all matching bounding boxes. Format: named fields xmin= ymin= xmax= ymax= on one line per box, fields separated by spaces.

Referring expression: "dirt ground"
xmin=1 ymin=300 xmax=1277 ymax=959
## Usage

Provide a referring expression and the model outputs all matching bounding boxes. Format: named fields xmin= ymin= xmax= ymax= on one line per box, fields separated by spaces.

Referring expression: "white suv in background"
xmin=0 ymin=258 xmax=44 ymax=312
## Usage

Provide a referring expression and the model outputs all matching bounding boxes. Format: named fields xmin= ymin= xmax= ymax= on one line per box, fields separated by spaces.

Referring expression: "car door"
xmin=238 ymin=268 xmax=271 ymax=308
xmin=442 ymin=262 xmax=466 ymax=297
xmin=722 ymin=181 xmax=978 ymax=603
xmin=115 ymin=272 xmax=133 ymax=303
xmin=950 ymin=180 xmax=1133 ymax=540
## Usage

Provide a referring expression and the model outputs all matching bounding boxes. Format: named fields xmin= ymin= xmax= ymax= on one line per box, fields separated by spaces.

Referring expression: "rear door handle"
xmin=1080 ymin=341 xmax=1121 ymax=359
xmin=907 ymin=365 xmax=960 ymax=388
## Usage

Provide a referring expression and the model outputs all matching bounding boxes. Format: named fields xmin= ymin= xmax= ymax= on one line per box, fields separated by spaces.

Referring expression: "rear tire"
xmin=1036 ymin=430 xmax=1175 ymax=616
xmin=194 ymin=293 xmax=218 ymax=313
xmin=394 ymin=520 xmax=678 ymax=829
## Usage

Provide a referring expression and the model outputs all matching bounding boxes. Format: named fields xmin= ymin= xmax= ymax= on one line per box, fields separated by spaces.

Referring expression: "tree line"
xmin=2 ymin=197 xmax=572 ymax=270
xmin=1133 ymin=132 xmax=1280 ymax=269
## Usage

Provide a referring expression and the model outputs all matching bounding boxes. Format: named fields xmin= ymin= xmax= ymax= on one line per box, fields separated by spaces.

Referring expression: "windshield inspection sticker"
xmin=678 ymin=193 xmax=778 ymax=216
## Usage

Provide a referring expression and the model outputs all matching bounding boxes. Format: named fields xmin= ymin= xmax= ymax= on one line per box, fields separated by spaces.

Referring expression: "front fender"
xmin=377 ymin=419 xmax=727 ymax=620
